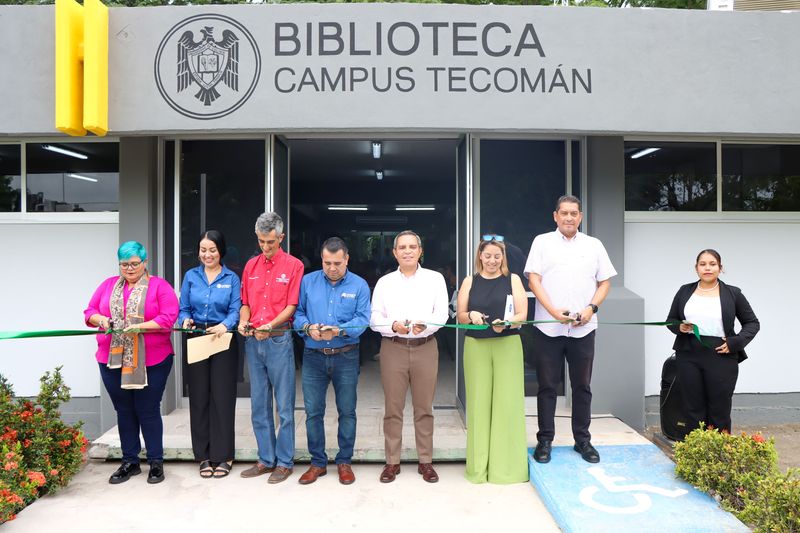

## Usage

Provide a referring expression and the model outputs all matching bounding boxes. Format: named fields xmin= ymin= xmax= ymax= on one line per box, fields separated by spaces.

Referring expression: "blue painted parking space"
xmin=528 ymin=444 xmax=749 ymax=533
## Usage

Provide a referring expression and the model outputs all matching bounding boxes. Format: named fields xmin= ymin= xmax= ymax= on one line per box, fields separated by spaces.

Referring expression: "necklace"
xmin=697 ymin=282 xmax=719 ymax=292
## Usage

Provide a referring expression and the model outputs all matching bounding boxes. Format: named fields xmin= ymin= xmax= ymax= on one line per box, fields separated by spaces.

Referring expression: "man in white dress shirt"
xmin=524 ymin=195 xmax=617 ymax=465
xmin=370 ymin=230 xmax=449 ymax=484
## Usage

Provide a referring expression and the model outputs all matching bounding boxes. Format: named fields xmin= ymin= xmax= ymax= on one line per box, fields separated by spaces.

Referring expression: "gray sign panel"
xmin=2 ymin=5 xmax=799 ymax=136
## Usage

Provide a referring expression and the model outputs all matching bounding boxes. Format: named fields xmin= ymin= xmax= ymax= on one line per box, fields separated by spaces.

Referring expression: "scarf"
xmin=108 ymin=274 xmax=149 ymax=389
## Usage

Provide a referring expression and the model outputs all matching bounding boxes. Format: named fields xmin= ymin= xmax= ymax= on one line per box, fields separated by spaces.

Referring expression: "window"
xmin=723 ymin=144 xmax=800 ymax=211
xmin=625 ymin=141 xmax=717 ymax=211
xmin=25 ymin=142 xmax=119 ymax=212
xmin=0 ymin=145 xmax=22 ymax=212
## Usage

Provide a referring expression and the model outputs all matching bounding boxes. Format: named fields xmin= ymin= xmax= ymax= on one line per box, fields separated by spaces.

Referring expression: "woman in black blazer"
xmin=666 ymin=249 xmax=759 ymax=434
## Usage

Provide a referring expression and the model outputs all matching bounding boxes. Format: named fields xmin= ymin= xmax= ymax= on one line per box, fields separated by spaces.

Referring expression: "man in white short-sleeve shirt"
xmin=524 ymin=195 xmax=617 ymax=465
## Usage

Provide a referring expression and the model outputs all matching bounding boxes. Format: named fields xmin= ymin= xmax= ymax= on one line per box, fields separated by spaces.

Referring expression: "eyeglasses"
xmin=119 ymin=261 xmax=143 ymax=270
xmin=481 ymin=234 xmax=504 ymax=243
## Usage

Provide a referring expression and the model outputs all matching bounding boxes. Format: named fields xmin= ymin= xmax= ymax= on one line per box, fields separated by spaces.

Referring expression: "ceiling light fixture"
xmin=67 ymin=173 xmax=98 ymax=183
xmin=630 ymin=147 xmax=661 ymax=159
xmin=372 ymin=142 xmax=382 ymax=159
xmin=42 ymin=144 xmax=88 ymax=160
xmin=375 ymin=170 xmax=384 ymax=181
xmin=395 ymin=205 xmax=435 ymax=211
xmin=328 ymin=205 xmax=368 ymax=211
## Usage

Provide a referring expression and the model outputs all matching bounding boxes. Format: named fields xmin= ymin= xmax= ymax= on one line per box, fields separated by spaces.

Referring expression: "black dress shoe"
xmin=533 ymin=441 xmax=552 ymax=464
xmin=574 ymin=441 xmax=600 ymax=463
xmin=147 ymin=461 xmax=165 ymax=484
xmin=109 ymin=462 xmax=141 ymax=484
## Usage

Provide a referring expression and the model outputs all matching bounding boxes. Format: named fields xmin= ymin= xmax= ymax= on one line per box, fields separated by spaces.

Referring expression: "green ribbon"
xmin=0 ymin=321 xmax=709 ymax=347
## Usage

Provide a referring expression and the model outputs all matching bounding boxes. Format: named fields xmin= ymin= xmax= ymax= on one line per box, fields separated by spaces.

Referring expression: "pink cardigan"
xmin=84 ymin=275 xmax=179 ymax=366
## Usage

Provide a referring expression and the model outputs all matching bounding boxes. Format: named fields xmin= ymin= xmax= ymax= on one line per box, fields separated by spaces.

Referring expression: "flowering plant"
xmin=0 ymin=368 xmax=87 ymax=523
xmin=674 ymin=424 xmax=800 ymax=531
xmin=674 ymin=424 xmax=777 ymax=511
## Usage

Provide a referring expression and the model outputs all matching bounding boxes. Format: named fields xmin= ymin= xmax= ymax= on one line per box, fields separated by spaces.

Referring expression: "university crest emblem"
xmin=155 ymin=14 xmax=261 ymax=120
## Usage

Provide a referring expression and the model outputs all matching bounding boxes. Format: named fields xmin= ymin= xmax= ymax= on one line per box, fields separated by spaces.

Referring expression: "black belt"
xmin=312 ymin=344 xmax=358 ymax=356
xmin=388 ymin=336 xmax=434 ymax=347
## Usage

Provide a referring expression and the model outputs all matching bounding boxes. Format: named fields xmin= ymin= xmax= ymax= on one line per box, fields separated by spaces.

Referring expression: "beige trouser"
xmin=379 ymin=337 xmax=439 ymax=464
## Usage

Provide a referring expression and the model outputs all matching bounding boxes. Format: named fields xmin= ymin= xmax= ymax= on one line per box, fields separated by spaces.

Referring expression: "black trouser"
xmin=533 ymin=328 xmax=595 ymax=443
xmin=676 ymin=336 xmax=739 ymax=434
xmin=185 ymin=326 xmax=239 ymax=463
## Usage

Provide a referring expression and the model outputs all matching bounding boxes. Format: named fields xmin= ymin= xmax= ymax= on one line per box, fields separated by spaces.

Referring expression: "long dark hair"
xmin=199 ymin=230 xmax=227 ymax=260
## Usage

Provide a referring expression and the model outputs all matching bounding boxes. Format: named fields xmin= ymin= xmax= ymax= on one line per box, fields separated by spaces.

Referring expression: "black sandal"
xmin=199 ymin=460 xmax=214 ymax=479
xmin=213 ymin=461 xmax=233 ymax=478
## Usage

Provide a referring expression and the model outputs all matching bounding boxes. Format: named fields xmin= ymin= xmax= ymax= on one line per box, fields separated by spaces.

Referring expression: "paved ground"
xmin=6 ymin=461 xmax=561 ymax=533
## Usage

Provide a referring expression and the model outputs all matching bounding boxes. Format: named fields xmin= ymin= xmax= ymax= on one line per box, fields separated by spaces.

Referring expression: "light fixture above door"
xmin=372 ymin=141 xmax=382 ymax=159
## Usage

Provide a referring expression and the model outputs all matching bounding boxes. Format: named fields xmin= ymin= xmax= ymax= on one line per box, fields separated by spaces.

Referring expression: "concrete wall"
xmin=586 ymin=136 xmax=646 ymax=429
xmin=625 ymin=218 xmax=800 ymax=396
xmin=0 ymin=222 xmax=118 ymax=397
xmin=2 ymin=5 xmax=799 ymax=136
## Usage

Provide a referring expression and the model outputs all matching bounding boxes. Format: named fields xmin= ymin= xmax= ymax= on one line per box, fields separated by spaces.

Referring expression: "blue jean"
xmin=245 ymin=332 xmax=296 ymax=468
xmin=302 ymin=347 xmax=360 ymax=466
xmin=99 ymin=356 xmax=173 ymax=464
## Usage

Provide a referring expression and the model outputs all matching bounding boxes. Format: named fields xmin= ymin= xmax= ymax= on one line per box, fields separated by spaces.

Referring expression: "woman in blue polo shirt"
xmin=179 ymin=230 xmax=241 ymax=479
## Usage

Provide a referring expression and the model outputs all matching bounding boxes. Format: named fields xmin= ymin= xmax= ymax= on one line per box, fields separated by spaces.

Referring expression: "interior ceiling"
xmin=287 ymin=139 xmax=459 ymax=183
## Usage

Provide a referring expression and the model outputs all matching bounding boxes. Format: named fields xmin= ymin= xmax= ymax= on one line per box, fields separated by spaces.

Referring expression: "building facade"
xmin=1 ymin=4 xmax=798 ymax=438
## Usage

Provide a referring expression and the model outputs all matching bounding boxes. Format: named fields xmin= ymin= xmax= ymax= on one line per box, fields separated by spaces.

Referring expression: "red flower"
xmin=27 ymin=471 xmax=46 ymax=487
xmin=49 ymin=469 xmax=58 ymax=476
xmin=4 ymin=462 xmax=18 ymax=471
xmin=22 ymin=439 xmax=31 ymax=448
xmin=752 ymin=434 xmax=766 ymax=443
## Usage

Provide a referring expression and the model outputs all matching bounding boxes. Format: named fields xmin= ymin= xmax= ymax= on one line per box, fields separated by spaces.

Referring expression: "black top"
xmin=666 ymin=279 xmax=759 ymax=363
xmin=466 ymin=274 xmax=518 ymax=339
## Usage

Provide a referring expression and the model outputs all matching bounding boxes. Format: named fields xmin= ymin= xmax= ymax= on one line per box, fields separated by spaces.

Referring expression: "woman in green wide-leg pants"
xmin=464 ymin=335 xmax=529 ymax=483
xmin=458 ymin=236 xmax=529 ymax=484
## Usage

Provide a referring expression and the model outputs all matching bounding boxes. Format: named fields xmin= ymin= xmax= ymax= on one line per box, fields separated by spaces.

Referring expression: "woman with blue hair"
xmin=84 ymin=240 xmax=179 ymax=485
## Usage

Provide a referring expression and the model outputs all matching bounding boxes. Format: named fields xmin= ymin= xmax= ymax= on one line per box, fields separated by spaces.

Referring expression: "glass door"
xmin=175 ymin=138 xmax=267 ymax=397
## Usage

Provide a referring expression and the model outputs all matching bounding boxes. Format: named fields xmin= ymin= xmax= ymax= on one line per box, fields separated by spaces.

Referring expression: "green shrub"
xmin=0 ymin=368 xmax=87 ymax=523
xmin=739 ymin=469 xmax=800 ymax=533
xmin=674 ymin=425 xmax=778 ymax=512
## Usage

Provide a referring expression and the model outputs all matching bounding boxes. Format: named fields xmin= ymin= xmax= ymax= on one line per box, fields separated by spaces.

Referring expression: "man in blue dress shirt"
xmin=294 ymin=237 xmax=371 ymax=485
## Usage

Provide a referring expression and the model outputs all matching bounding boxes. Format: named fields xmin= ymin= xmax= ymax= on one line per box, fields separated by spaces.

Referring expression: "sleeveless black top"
xmin=465 ymin=274 xmax=518 ymax=339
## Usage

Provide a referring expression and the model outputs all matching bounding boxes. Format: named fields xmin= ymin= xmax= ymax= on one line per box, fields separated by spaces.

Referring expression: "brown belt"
xmin=255 ymin=322 xmax=290 ymax=337
xmin=388 ymin=335 xmax=434 ymax=347
xmin=312 ymin=344 xmax=358 ymax=356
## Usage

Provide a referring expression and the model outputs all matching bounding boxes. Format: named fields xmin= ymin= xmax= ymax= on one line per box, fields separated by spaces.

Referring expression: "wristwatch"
xmin=588 ymin=304 xmax=599 ymax=314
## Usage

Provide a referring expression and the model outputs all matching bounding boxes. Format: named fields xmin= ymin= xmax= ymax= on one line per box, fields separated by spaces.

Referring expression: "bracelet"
xmin=302 ymin=324 xmax=310 ymax=335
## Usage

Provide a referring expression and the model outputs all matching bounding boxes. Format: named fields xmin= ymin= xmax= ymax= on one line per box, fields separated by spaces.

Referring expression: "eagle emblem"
xmin=177 ymin=27 xmax=239 ymax=106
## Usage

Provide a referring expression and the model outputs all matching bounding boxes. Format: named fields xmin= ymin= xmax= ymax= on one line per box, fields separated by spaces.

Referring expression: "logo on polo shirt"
xmin=154 ymin=14 xmax=262 ymax=120
xmin=276 ymin=274 xmax=290 ymax=284
xmin=341 ymin=292 xmax=356 ymax=299
xmin=216 ymin=283 xmax=232 ymax=289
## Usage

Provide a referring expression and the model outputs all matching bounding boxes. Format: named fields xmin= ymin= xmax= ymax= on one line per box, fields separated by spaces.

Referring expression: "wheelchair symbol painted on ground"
xmin=578 ymin=466 xmax=688 ymax=515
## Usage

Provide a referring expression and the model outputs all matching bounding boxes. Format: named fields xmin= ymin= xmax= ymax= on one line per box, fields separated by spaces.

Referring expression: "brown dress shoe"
xmin=240 ymin=462 xmax=275 ymax=478
xmin=337 ymin=464 xmax=355 ymax=485
xmin=418 ymin=463 xmax=439 ymax=483
xmin=379 ymin=464 xmax=401 ymax=483
xmin=267 ymin=466 xmax=293 ymax=484
xmin=298 ymin=465 xmax=327 ymax=485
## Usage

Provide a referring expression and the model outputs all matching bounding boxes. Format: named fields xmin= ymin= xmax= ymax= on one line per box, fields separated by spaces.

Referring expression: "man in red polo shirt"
xmin=238 ymin=212 xmax=304 ymax=484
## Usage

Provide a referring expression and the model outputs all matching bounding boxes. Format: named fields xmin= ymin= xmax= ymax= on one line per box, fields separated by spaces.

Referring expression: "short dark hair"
xmin=695 ymin=248 xmax=722 ymax=266
xmin=199 ymin=230 xmax=227 ymax=259
xmin=321 ymin=236 xmax=348 ymax=256
xmin=555 ymin=195 xmax=582 ymax=212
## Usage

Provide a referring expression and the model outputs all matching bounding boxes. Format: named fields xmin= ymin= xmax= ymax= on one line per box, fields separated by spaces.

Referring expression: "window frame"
xmin=624 ymin=136 xmax=800 ymax=222
xmin=0 ymin=137 xmax=120 ymax=224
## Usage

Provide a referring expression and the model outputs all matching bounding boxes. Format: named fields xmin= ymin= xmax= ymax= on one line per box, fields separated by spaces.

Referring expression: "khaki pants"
xmin=379 ymin=337 xmax=439 ymax=464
